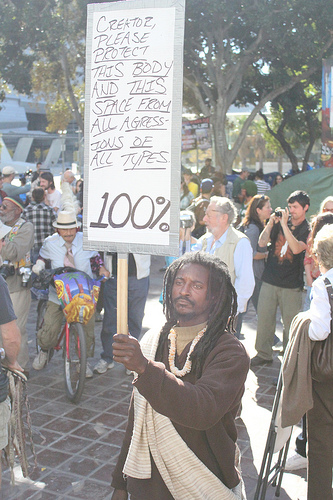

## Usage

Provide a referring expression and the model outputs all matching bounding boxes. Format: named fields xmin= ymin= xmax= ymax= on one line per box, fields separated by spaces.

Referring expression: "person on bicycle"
xmin=32 ymin=210 xmax=109 ymax=378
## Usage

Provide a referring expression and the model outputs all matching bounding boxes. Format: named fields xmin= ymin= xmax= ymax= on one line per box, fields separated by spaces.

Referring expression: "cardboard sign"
xmin=84 ymin=0 xmax=185 ymax=255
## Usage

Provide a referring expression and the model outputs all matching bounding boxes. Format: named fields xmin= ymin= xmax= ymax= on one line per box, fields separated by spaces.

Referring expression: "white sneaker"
xmin=85 ymin=362 xmax=93 ymax=379
xmin=76 ymin=362 xmax=93 ymax=378
xmin=93 ymin=358 xmax=114 ymax=374
xmin=284 ymin=452 xmax=307 ymax=471
xmin=32 ymin=350 xmax=48 ymax=371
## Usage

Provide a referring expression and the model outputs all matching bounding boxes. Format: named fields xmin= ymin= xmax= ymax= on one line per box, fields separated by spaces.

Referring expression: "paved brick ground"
xmin=2 ymin=256 xmax=307 ymax=499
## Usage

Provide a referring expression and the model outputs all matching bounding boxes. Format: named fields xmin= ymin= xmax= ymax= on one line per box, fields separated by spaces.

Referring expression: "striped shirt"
xmin=255 ymin=179 xmax=271 ymax=195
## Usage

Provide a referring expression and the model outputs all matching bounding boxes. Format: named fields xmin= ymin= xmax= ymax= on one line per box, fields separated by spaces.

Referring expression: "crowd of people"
xmin=0 ymin=159 xmax=332 ymax=499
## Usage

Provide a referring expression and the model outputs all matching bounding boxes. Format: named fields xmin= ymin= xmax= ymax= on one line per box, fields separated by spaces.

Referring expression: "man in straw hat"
xmin=0 ymin=196 xmax=34 ymax=373
xmin=32 ymin=210 xmax=109 ymax=377
xmin=111 ymin=252 xmax=249 ymax=500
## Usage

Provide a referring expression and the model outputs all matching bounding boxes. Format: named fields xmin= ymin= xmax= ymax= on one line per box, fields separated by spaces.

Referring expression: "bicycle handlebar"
xmin=32 ymin=267 xmax=107 ymax=290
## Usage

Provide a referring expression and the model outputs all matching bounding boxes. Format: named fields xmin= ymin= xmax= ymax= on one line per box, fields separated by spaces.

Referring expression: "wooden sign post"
xmin=84 ymin=0 xmax=185 ymax=334
xmin=117 ymin=253 xmax=128 ymax=335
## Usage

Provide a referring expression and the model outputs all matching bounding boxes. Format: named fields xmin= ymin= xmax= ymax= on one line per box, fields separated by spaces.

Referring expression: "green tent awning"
xmin=269 ymin=168 xmax=333 ymax=219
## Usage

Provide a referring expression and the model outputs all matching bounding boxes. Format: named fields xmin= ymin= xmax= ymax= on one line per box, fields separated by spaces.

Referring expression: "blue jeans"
xmin=100 ymin=275 xmax=149 ymax=362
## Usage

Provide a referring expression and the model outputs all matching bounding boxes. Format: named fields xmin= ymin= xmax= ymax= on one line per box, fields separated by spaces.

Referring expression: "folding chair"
xmin=254 ymin=372 xmax=293 ymax=499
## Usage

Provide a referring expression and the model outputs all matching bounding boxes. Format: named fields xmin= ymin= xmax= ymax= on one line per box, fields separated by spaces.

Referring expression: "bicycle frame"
xmin=53 ymin=322 xmax=82 ymax=362
xmin=53 ymin=322 xmax=67 ymax=352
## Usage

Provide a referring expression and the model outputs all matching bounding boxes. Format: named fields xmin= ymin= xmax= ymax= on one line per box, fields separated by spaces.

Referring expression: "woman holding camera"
xmin=234 ymin=195 xmax=271 ymax=338
xmin=239 ymin=195 xmax=271 ymax=310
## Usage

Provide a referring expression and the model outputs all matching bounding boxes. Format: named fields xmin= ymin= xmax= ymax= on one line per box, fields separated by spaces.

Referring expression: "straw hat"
xmin=53 ymin=211 xmax=78 ymax=229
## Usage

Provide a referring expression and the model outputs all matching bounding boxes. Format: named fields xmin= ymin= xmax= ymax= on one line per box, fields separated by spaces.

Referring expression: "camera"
xmin=19 ymin=266 xmax=32 ymax=287
xmin=180 ymin=212 xmax=194 ymax=229
xmin=274 ymin=209 xmax=283 ymax=218
xmin=0 ymin=261 xmax=15 ymax=280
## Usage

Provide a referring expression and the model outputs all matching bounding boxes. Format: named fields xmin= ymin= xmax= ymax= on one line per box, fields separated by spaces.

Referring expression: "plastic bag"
xmin=53 ymin=270 xmax=101 ymax=324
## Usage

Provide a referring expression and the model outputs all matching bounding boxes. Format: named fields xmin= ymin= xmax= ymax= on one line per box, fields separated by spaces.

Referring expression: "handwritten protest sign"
xmin=83 ymin=0 xmax=185 ymax=256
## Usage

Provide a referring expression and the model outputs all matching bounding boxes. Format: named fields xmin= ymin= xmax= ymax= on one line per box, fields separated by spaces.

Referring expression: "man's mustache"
xmin=173 ymin=296 xmax=195 ymax=307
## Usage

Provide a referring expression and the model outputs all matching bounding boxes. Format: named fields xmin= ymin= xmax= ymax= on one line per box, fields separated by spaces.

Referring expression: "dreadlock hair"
xmin=156 ymin=251 xmax=238 ymax=377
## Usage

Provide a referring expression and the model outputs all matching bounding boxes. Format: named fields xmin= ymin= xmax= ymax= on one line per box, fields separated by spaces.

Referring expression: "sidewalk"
xmin=2 ymin=256 xmax=307 ymax=499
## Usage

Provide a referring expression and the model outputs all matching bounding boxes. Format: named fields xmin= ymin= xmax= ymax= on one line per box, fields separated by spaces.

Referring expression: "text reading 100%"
xmin=90 ymin=192 xmax=170 ymax=232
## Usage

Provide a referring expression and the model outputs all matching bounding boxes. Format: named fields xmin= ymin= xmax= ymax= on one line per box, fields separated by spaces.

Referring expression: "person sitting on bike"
xmin=31 ymin=210 xmax=109 ymax=378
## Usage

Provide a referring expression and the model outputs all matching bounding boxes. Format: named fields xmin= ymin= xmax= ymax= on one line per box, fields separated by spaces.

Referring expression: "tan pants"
xmin=37 ymin=300 xmax=95 ymax=357
xmin=10 ymin=289 xmax=31 ymax=369
xmin=255 ymin=282 xmax=303 ymax=360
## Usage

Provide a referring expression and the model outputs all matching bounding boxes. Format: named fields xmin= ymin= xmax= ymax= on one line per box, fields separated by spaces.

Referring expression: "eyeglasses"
xmin=0 ymin=204 xmax=14 ymax=211
xmin=323 ymin=208 xmax=333 ymax=213
xmin=205 ymin=209 xmax=223 ymax=218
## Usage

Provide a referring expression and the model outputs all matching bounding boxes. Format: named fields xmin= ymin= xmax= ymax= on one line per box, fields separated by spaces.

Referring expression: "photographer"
xmin=0 ymin=196 xmax=34 ymax=372
xmin=251 ymin=190 xmax=310 ymax=366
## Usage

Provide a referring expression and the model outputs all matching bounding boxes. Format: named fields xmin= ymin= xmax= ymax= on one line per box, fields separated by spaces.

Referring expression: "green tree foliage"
xmin=0 ymin=0 xmax=332 ymax=171
xmin=0 ymin=0 xmax=112 ymax=132
xmin=184 ymin=0 xmax=333 ymax=172
xmin=259 ymin=82 xmax=321 ymax=172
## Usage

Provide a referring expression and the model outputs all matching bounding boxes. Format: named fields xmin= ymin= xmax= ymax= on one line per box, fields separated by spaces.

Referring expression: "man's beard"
xmin=0 ymin=213 xmax=13 ymax=224
xmin=174 ymin=310 xmax=197 ymax=322
xmin=172 ymin=297 xmax=197 ymax=322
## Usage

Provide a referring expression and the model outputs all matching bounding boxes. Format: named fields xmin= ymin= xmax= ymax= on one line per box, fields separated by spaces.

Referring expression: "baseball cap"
xmin=2 ymin=166 xmax=18 ymax=176
xmin=241 ymin=180 xmax=257 ymax=197
xmin=200 ymin=178 xmax=214 ymax=194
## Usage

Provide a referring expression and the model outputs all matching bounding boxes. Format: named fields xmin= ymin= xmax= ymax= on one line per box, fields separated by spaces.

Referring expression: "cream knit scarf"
xmin=123 ymin=328 xmax=244 ymax=500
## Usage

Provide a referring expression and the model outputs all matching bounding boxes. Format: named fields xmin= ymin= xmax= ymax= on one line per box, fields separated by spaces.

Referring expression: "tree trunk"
xmin=302 ymin=115 xmax=318 ymax=171
xmin=302 ymin=138 xmax=315 ymax=171
xmin=278 ymin=155 xmax=283 ymax=173
xmin=60 ymin=46 xmax=84 ymax=132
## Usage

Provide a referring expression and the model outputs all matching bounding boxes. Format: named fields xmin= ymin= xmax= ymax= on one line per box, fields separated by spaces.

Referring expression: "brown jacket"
xmin=281 ymin=311 xmax=313 ymax=428
xmin=112 ymin=330 xmax=250 ymax=499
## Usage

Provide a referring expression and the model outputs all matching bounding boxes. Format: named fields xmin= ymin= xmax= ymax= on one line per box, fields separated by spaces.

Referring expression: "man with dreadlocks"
xmin=111 ymin=252 xmax=250 ymax=500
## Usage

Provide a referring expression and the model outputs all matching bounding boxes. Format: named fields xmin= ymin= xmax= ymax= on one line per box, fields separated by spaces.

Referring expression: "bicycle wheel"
xmin=64 ymin=322 xmax=87 ymax=404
